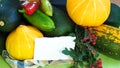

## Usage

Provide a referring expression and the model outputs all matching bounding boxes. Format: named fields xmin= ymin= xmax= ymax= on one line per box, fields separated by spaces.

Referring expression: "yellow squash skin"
xmin=6 ymin=25 xmax=43 ymax=60
xmin=66 ymin=0 xmax=111 ymax=26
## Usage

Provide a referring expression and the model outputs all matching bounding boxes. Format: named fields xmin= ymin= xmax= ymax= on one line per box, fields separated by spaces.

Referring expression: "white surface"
xmin=34 ymin=36 xmax=76 ymax=60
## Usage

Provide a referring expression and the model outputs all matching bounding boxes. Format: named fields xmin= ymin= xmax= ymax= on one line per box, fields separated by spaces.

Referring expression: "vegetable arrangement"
xmin=63 ymin=0 xmax=111 ymax=68
xmin=0 ymin=0 xmax=74 ymax=61
xmin=0 ymin=0 xmax=120 ymax=68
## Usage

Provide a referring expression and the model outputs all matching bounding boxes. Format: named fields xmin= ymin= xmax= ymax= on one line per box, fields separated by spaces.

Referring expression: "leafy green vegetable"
xmin=62 ymin=25 xmax=100 ymax=68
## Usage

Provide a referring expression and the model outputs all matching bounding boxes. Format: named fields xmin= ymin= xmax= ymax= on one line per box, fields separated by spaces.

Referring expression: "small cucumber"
xmin=19 ymin=9 xmax=55 ymax=32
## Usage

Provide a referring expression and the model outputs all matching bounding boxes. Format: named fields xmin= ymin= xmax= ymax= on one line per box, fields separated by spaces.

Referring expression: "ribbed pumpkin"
xmin=6 ymin=25 xmax=43 ymax=60
xmin=66 ymin=0 xmax=111 ymax=26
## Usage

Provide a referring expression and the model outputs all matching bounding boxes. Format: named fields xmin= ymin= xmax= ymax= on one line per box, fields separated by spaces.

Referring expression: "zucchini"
xmin=76 ymin=24 xmax=120 ymax=60
xmin=0 ymin=32 xmax=8 ymax=55
xmin=93 ymin=24 xmax=120 ymax=60
xmin=43 ymin=6 xmax=75 ymax=37
xmin=105 ymin=3 xmax=120 ymax=28
xmin=50 ymin=0 xmax=66 ymax=11
xmin=0 ymin=0 xmax=22 ymax=32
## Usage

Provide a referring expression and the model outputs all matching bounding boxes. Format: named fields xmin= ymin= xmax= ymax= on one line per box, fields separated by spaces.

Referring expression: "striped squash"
xmin=76 ymin=24 xmax=120 ymax=60
xmin=93 ymin=24 xmax=120 ymax=60
xmin=66 ymin=0 xmax=111 ymax=26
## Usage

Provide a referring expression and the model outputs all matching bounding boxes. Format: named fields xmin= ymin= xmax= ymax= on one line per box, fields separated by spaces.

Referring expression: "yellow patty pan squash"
xmin=66 ymin=0 xmax=111 ymax=26
xmin=6 ymin=25 xmax=43 ymax=60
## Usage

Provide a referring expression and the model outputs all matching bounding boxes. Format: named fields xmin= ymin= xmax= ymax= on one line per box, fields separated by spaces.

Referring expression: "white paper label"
xmin=33 ymin=36 xmax=76 ymax=60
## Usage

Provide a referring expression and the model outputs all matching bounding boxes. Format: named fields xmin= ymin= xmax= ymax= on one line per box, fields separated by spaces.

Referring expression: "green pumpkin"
xmin=0 ymin=0 xmax=22 ymax=32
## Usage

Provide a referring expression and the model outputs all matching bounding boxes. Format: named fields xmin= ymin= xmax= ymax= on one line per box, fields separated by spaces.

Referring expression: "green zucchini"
xmin=0 ymin=0 xmax=22 ymax=32
xmin=19 ymin=9 xmax=55 ymax=32
xmin=105 ymin=3 xmax=120 ymax=28
xmin=76 ymin=24 xmax=120 ymax=60
xmin=93 ymin=24 xmax=120 ymax=60
xmin=0 ymin=32 xmax=8 ymax=55
xmin=43 ymin=6 xmax=75 ymax=37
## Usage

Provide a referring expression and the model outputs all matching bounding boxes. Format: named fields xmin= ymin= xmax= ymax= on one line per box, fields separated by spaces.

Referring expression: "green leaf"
xmin=68 ymin=33 xmax=76 ymax=37
xmin=94 ymin=52 xmax=99 ymax=58
xmin=62 ymin=48 xmax=77 ymax=59
xmin=79 ymin=61 xmax=84 ymax=68
xmin=62 ymin=48 xmax=71 ymax=55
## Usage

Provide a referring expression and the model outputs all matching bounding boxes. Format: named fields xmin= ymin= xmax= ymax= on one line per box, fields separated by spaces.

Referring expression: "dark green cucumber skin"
xmin=0 ymin=32 xmax=8 ymax=55
xmin=43 ymin=6 xmax=75 ymax=37
xmin=105 ymin=3 xmax=120 ymax=28
xmin=104 ymin=3 xmax=120 ymax=60
xmin=22 ymin=9 xmax=55 ymax=32
xmin=95 ymin=37 xmax=120 ymax=60
xmin=75 ymin=25 xmax=120 ymax=60
xmin=0 ymin=0 xmax=21 ymax=32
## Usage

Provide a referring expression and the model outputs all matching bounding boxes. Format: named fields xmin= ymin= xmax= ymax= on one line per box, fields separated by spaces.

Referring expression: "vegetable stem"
xmin=0 ymin=21 xmax=4 ymax=26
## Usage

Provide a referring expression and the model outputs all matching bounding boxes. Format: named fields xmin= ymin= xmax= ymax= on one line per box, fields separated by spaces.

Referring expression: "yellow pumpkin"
xmin=66 ymin=0 xmax=111 ymax=26
xmin=6 ymin=25 xmax=43 ymax=60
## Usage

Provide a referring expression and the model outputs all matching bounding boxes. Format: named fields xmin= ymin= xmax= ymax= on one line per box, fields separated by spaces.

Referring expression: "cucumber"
xmin=19 ymin=9 xmax=55 ymax=32
xmin=0 ymin=0 xmax=22 ymax=32
xmin=43 ymin=6 xmax=75 ymax=37
xmin=105 ymin=3 xmax=120 ymax=28
xmin=0 ymin=32 xmax=8 ymax=55
xmin=93 ymin=24 xmax=120 ymax=60
xmin=76 ymin=24 xmax=120 ymax=60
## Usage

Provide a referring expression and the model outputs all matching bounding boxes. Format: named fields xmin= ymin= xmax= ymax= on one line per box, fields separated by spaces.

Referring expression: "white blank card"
xmin=34 ymin=36 xmax=76 ymax=60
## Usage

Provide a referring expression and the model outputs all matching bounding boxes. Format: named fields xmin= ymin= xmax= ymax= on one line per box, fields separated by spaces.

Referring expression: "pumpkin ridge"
xmin=80 ymin=0 xmax=90 ymax=26
xmin=16 ymin=28 xmax=25 ymax=59
xmin=23 ymin=27 xmax=35 ymax=58
xmin=18 ymin=43 xmax=21 ymax=59
xmin=23 ymin=29 xmax=32 ymax=49
xmin=98 ymin=0 xmax=109 ymax=19
xmin=93 ymin=1 xmax=97 ymax=25
xmin=11 ymin=31 xmax=21 ymax=59
xmin=6 ymin=31 xmax=15 ymax=58
xmin=71 ymin=0 xmax=85 ymax=15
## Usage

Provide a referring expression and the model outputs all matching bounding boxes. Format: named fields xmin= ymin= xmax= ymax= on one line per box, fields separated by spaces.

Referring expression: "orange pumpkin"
xmin=66 ymin=0 xmax=111 ymax=26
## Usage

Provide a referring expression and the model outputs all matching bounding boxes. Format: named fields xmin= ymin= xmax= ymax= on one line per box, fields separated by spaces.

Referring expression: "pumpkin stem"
xmin=0 ymin=21 xmax=4 ymax=26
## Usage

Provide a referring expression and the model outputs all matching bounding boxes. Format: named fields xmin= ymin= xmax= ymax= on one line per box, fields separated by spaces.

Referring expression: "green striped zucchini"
xmin=93 ymin=24 xmax=120 ymax=60
xmin=76 ymin=24 xmax=120 ymax=60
